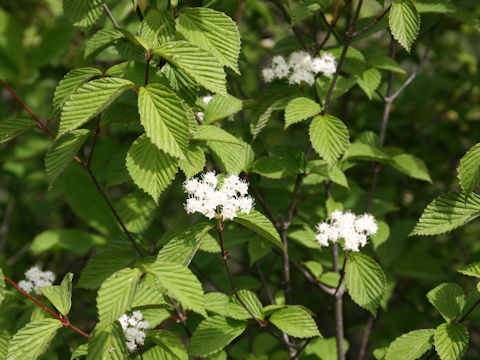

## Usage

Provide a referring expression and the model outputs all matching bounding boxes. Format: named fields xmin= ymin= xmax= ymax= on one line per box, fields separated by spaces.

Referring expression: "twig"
xmin=103 ymin=4 xmax=119 ymax=28
xmin=459 ymin=298 xmax=480 ymax=323
xmin=357 ymin=315 xmax=374 ymax=360
xmin=332 ymin=243 xmax=346 ymax=360
xmin=249 ymin=186 xmax=278 ymax=226
xmin=235 ymin=0 xmax=245 ymax=25
xmin=333 ymin=251 xmax=348 ymax=297
xmin=351 ymin=5 xmax=391 ymax=38
xmin=256 ymin=263 xmax=275 ymax=305
xmin=87 ymin=114 xmax=102 ymax=168
xmin=167 ymin=295 xmax=192 ymax=338
xmin=3 ymin=275 xmax=91 ymax=339
xmin=145 ymin=50 xmax=151 ymax=86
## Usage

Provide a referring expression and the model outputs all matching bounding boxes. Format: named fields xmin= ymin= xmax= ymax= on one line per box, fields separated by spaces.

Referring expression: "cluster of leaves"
xmin=0 ymin=0 xmax=480 ymax=360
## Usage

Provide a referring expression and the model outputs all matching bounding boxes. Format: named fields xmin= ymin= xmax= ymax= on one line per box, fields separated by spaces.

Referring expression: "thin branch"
xmin=332 ymin=243 xmax=346 ymax=360
xmin=333 ymin=251 xmax=348 ymax=297
xmin=357 ymin=315 xmax=374 ymax=360
xmin=459 ymin=298 xmax=480 ymax=323
xmin=87 ymin=114 xmax=102 ymax=168
xmin=351 ymin=5 xmax=391 ymax=38
xmin=256 ymin=263 xmax=275 ymax=305
xmin=167 ymin=295 xmax=192 ymax=338
xmin=249 ymin=186 xmax=278 ymax=226
xmin=103 ymin=4 xmax=119 ymax=28
xmin=3 ymin=275 xmax=91 ymax=339
xmin=145 ymin=50 xmax=151 ymax=86
xmin=235 ymin=0 xmax=245 ymax=25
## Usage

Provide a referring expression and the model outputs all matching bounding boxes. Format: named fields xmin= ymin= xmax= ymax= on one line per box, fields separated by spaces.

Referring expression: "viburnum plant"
xmin=0 ymin=0 xmax=480 ymax=359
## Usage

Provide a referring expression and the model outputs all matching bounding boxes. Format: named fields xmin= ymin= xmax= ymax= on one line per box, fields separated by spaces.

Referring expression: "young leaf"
xmin=148 ymin=262 xmax=206 ymax=317
xmin=45 ymin=129 xmax=90 ymax=188
xmin=40 ymin=273 xmax=73 ymax=316
xmin=389 ymin=0 xmax=420 ymax=52
xmin=126 ymin=135 xmax=178 ymax=204
xmin=0 ymin=118 xmax=37 ymax=144
xmin=192 ymin=125 xmax=243 ymax=144
xmin=355 ymin=67 xmax=381 ymax=100
xmin=177 ymin=7 xmax=241 ymax=74
xmin=206 ymin=139 xmax=253 ymax=175
xmin=269 ymin=306 xmax=320 ymax=338
xmin=7 ymin=319 xmax=63 ymax=360
xmin=156 ymin=222 xmax=215 ymax=266
xmin=87 ymin=322 xmax=127 ymax=360
xmin=148 ymin=330 xmax=188 ymax=360
xmin=345 ymin=252 xmax=386 ymax=316
xmin=52 ymin=67 xmax=103 ymax=116
xmin=310 ymin=115 xmax=350 ymax=165
xmin=84 ymin=29 xmax=124 ymax=59
xmin=434 ymin=323 xmax=468 ymax=360
xmin=410 ymin=192 xmax=480 ymax=236
xmin=59 ymin=77 xmax=135 ymax=136
xmin=457 ymin=262 xmax=480 ymax=278
xmin=385 ymin=329 xmax=435 ymax=360
xmin=284 ymin=97 xmax=322 ymax=128
xmin=457 ymin=143 xmax=480 ymax=198
xmin=138 ymin=84 xmax=190 ymax=159
xmin=62 ymin=0 xmax=103 ymax=28
xmin=188 ymin=316 xmax=247 ymax=357
xmin=233 ymin=210 xmax=284 ymax=251
xmin=153 ymin=41 xmax=227 ymax=95
xmin=138 ymin=10 xmax=176 ymax=49
xmin=204 ymin=94 xmax=243 ymax=124
xmin=232 ymin=290 xmax=264 ymax=320
xmin=97 ymin=268 xmax=141 ymax=325
xmin=427 ymin=283 xmax=465 ymax=323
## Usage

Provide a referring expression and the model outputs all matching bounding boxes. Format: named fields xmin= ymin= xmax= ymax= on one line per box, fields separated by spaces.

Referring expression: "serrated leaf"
xmin=148 ymin=330 xmax=188 ymax=360
xmin=411 ymin=192 xmax=480 ymax=236
xmin=59 ymin=77 xmax=135 ymax=136
xmin=97 ymin=268 xmax=141 ymax=325
xmin=161 ymin=63 xmax=198 ymax=106
xmin=192 ymin=125 xmax=242 ymax=144
xmin=138 ymin=84 xmax=190 ymax=159
xmin=105 ymin=61 xmax=167 ymax=88
xmin=427 ymin=283 xmax=465 ymax=322
xmin=0 ymin=118 xmax=37 ymax=144
xmin=148 ymin=262 xmax=206 ymax=317
xmin=39 ymin=273 xmax=73 ymax=316
xmin=85 ymin=29 xmax=124 ymax=59
xmin=356 ymin=67 xmax=381 ymax=99
xmin=138 ymin=10 xmax=176 ymax=49
xmin=310 ymin=115 xmax=349 ymax=165
xmin=88 ymin=322 xmax=127 ymax=360
xmin=458 ymin=262 xmax=480 ymax=278
xmin=204 ymin=95 xmax=242 ymax=124
xmin=284 ymin=97 xmax=322 ymax=128
xmin=31 ymin=229 xmax=106 ymax=256
xmin=434 ymin=323 xmax=468 ymax=360
xmin=63 ymin=0 xmax=103 ymax=28
xmin=114 ymin=194 xmax=156 ymax=234
xmin=156 ymin=222 xmax=215 ymax=266
xmin=52 ymin=68 xmax=103 ymax=116
xmin=154 ymin=41 xmax=227 ymax=95
xmin=385 ymin=329 xmax=435 ymax=360
xmin=179 ymin=144 xmax=206 ymax=178
xmin=0 ymin=329 xmax=9 ymax=360
xmin=269 ymin=306 xmax=320 ymax=338
xmin=345 ymin=252 xmax=386 ymax=315
xmin=316 ymin=75 xmax=357 ymax=101
xmin=207 ymin=139 xmax=253 ymax=175
xmin=251 ymin=156 xmax=296 ymax=179
xmin=233 ymin=210 xmax=283 ymax=251
xmin=389 ymin=0 xmax=420 ymax=52
xmin=177 ymin=7 xmax=241 ymax=74
xmin=232 ymin=290 xmax=264 ymax=320
xmin=188 ymin=316 xmax=247 ymax=357
xmin=45 ymin=129 xmax=89 ymax=188
xmin=457 ymin=143 xmax=480 ymax=198
xmin=71 ymin=344 xmax=88 ymax=359
xmin=391 ymin=153 xmax=432 ymax=183
xmin=126 ymin=135 xmax=178 ymax=204
xmin=7 ymin=319 xmax=62 ymax=360
xmin=343 ymin=142 xmax=391 ymax=162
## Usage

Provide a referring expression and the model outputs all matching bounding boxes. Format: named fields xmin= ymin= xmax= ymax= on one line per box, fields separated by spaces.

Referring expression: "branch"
xmin=332 ymin=243 xmax=346 ymax=360
xmin=3 ymin=274 xmax=91 ymax=339
xmin=167 ymin=295 xmax=192 ymax=339
xmin=87 ymin=114 xmax=102 ymax=168
xmin=351 ymin=5 xmax=391 ymax=38
xmin=103 ymin=4 xmax=119 ymax=28
xmin=249 ymin=185 xmax=278 ymax=226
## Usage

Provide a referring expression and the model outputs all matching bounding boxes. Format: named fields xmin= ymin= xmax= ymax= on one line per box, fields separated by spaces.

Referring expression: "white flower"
xmin=354 ymin=214 xmax=378 ymax=236
xmin=195 ymin=112 xmax=204 ymax=123
xmin=119 ymin=311 xmax=149 ymax=352
xmin=19 ymin=266 xmax=56 ymax=295
xmin=202 ymin=95 xmax=213 ymax=105
xmin=18 ymin=280 xmax=33 ymax=294
xmin=262 ymin=68 xmax=275 ymax=83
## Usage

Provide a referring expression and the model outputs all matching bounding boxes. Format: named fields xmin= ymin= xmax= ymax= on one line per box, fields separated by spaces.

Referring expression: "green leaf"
xmin=0 ymin=329 xmax=9 ymax=360
xmin=269 ymin=306 xmax=320 ymax=338
xmin=434 ymin=323 xmax=468 ymax=360
xmin=207 ymin=139 xmax=253 ymax=175
xmin=355 ymin=67 xmax=381 ymax=99
xmin=391 ymin=153 xmax=432 ymax=183
xmin=88 ymin=322 xmax=127 ymax=360
xmin=0 ymin=267 xmax=5 ymax=306
xmin=63 ymin=0 xmax=103 ymax=28
xmin=156 ymin=222 xmax=215 ymax=266
xmin=138 ymin=84 xmax=190 ymax=159
xmin=308 ymin=160 xmax=349 ymax=189
xmin=177 ymin=7 xmax=241 ymax=74
xmin=458 ymin=262 xmax=480 ymax=278
xmin=389 ymin=0 xmax=421 ymax=52
xmin=148 ymin=262 xmax=206 ymax=316
xmin=0 ymin=118 xmax=37 ymax=144
xmin=385 ymin=329 xmax=435 ymax=360
xmin=248 ymin=237 xmax=273 ymax=265
xmin=97 ymin=268 xmax=141 ymax=325
xmin=138 ymin=10 xmax=176 ymax=49
xmin=310 ymin=115 xmax=350 ymax=165
xmin=411 ymin=192 xmax=480 ymax=236
xmin=161 ymin=63 xmax=198 ymax=106
xmin=232 ymin=290 xmax=264 ymax=320
xmin=148 ymin=330 xmax=188 ymax=360
xmin=343 ymin=142 xmax=390 ymax=162
xmin=251 ymin=156 xmax=297 ymax=179
xmin=316 ymin=75 xmax=357 ymax=101
xmin=84 ymin=29 xmax=124 ymax=59
xmin=52 ymin=67 xmax=103 ymax=116
xmin=71 ymin=344 xmax=88 ymax=359
xmin=204 ymin=95 xmax=243 ymax=124
xmin=153 ymin=41 xmax=227 ymax=95
xmin=427 ymin=283 xmax=465 ymax=322
xmin=188 ymin=316 xmax=247 ymax=357
xmin=291 ymin=0 xmax=335 ymax=25
xmin=105 ymin=61 xmax=167 ymax=88
xmin=7 ymin=319 xmax=62 ymax=360
xmin=192 ymin=124 xmax=242 ymax=144
xmin=345 ymin=252 xmax=386 ymax=315
xmin=233 ymin=210 xmax=283 ymax=251
xmin=126 ymin=135 xmax=178 ymax=204
xmin=45 ymin=129 xmax=90 ymax=188
xmin=457 ymin=143 xmax=480 ymax=198
xmin=303 ymin=337 xmax=349 ymax=360
xmin=131 ymin=273 xmax=166 ymax=308
xmin=179 ymin=144 xmax=206 ymax=178
xmin=40 ymin=273 xmax=73 ymax=316
xmin=284 ymin=97 xmax=322 ymax=128
xmin=59 ymin=77 xmax=135 ymax=136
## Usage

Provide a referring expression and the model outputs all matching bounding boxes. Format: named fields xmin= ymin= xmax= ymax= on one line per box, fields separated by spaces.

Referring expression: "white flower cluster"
xmin=119 ymin=311 xmax=150 ymax=352
xmin=184 ymin=171 xmax=254 ymax=220
xmin=18 ymin=266 xmax=55 ymax=295
xmin=195 ymin=95 xmax=213 ymax=123
xmin=262 ymin=51 xmax=337 ymax=85
xmin=315 ymin=211 xmax=378 ymax=252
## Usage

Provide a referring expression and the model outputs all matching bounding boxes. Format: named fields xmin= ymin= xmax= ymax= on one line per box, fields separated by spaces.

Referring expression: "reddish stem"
xmin=3 ymin=274 xmax=91 ymax=339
